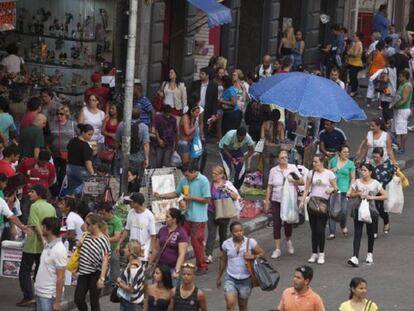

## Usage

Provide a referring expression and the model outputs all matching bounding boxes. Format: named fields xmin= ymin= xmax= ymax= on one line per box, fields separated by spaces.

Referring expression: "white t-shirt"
xmin=66 ymin=212 xmax=84 ymax=241
xmin=1 ymin=54 xmax=23 ymax=74
xmin=199 ymin=82 xmax=208 ymax=108
xmin=307 ymin=169 xmax=336 ymax=200
xmin=34 ymin=239 xmax=68 ymax=299
xmin=0 ymin=197 xmax=14 ymax=219
xmin=125 ymin=208 xmax=156 ymax=261
xmin=268 ymin=164 xmax=301 ymax=202
xmin=351 ymin=179 xmax=383 ymax=196
xmin=82 ymin=107 xmax=105 ymax=143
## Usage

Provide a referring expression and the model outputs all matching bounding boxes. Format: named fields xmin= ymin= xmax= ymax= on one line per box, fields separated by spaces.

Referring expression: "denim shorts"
xmin=177 ymin=140 xmax=191 ymax=154
xmin=223 ymin=273 xmax=252 ymax=299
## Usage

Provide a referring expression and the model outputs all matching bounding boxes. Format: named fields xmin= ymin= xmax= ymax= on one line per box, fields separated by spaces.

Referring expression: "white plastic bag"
xmin=170 ymin=151 xmax=182 ymax=167
xmin=385 ymin=176 xmax=404 ymax=214
xmin=280 ymin=179 xmax=299 ymax=224
xmin=358 ymin=199 xmax=372 ymax=223
xmin=254 ymin=139 xmax=265 ymax=153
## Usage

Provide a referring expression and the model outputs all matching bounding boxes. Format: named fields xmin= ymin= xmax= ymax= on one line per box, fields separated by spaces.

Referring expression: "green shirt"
xmin=329 ymin=157 xmax=355 ymax=193
xmin=218 ymin=129 xmax=255 ymax=150
xmin=19 ymin=124 xmax=45 ymax=158
xmin=23 ymin=199 xmax=56 ymax=254
xmin=395 ymin=81 xmax=413 ymax=110
xmin=106 ymin=215 xmax=123 ymax=249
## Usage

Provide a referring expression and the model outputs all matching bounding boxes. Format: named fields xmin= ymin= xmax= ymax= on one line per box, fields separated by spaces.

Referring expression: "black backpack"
xmin=130 ymin=121 xmax=142 ymax=154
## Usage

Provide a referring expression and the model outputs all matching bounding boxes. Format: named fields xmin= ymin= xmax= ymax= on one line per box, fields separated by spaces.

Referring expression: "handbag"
xmin=329 ymin=191 xmax=343 ymax=221
xmin=252 ymin=257 xmax=280 ymax=291
xmin=145 ymin=231 xmax=175 ymax=279
xmin=98 ymin=146 xmax=116 ymax=163
xmin=307 ymin=196 xmax=329 ymax=216
xmin=244 ymin=238 xmax=259 ymax=288
xmin=214 ymin=197 xmax=238 ymax=220
xmin=190 ymin=126 xmax=203 ymax=159
xmin=66 ymin=232 xmax=88 ymax=273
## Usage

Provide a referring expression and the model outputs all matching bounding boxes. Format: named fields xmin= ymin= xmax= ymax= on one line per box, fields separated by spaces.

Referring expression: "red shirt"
xmin=20 ymin=112 xmax=37 ymax=130
xmin=103 ymin=119 xmax=120 ymax=146
xmin=18 ymin=158 xmax=56 ymax=194
xmin=0 ymin=160 xmax=15 ymax=177
xmin=84 ymin=86 xmax=110 ymax=111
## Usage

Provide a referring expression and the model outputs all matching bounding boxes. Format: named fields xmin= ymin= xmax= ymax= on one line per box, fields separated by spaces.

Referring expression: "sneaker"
xmin=286 ymin=240 xmax=295 ymax=255
xmin=206 ymin=255 xmax=213 ymax=264
xmin=317 ymin=253 xmax=325 ymax=265
xmin=408 ymin=125 xmax=414 ymax=132
xmin=374 ymin=233 xmax=378 ymax=239
xmin=327 ymin=234 xmax=335 ymax=240
xmin=347 ymin=256 xmax=359 ymax=267
xmin=271 ymin=249 xmax=281 ymax=259
xmin=308 ymin=253 xmax=318 ymax=263
xmin=366 ymin=253 xmax=374 ymax=264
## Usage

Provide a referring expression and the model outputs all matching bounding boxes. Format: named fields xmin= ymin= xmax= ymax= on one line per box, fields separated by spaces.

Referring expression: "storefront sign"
xmin=0 ymin=1 xmax=16 ymax=32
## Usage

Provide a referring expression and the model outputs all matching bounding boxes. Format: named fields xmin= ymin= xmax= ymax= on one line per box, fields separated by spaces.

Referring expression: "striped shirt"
xmin=78 ymin=233 xmax=111 ymax=275
xmin=117 ymin=263 xmax=145 ymax=304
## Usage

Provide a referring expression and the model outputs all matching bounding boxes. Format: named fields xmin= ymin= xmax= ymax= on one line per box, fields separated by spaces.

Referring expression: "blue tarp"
xmin=187 ymin=0 xmax=232 ymax=28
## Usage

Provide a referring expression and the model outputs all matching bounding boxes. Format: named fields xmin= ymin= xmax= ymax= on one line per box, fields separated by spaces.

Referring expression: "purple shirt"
xmin=154 ymin=113 xmax=177 ymax=147
xmin=157 ymin=226 xmax=188 ymax=269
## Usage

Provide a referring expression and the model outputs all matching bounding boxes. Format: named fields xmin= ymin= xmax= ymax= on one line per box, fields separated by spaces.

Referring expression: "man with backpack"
xmin=115 ymin=107 xmax=150 ymax=176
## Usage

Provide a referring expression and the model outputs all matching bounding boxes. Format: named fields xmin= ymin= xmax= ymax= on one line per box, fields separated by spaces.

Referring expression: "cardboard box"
xmin=1 ymin=240 xmax=23 ymax=278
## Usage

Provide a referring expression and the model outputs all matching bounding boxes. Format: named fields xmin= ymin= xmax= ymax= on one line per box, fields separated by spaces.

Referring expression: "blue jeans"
xmin=328 ymin=193 xmax=348 ymax=235
xmin=120 ymin=298 xmax=142 ymax=311
xmin=36 ymin=296 xmax=54 ymax=311
xmin=66 ymin=164 xmax=89 ymax=196
xmin=220 ymin=148 xmax=245 ymax=189
xmin=223 ymin=273 xmax=252 ymax=300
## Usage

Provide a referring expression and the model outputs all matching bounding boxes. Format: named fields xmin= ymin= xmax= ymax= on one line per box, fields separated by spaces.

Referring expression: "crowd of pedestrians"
xmin=0 ymin=14 xmax=413 ymax=311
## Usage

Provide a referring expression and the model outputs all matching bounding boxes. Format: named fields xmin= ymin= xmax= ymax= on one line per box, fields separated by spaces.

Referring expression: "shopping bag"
xmin=358 ymin=199 xmax=372 ymax=223
xmin=280 ymin=179 xmax=299 ymax=224
xmin=329 ymin=191 xmax=342 ymax=221
xmin=254 ymin=139 xmax=265 ymax=153
xmin=253 ymin=257 xmax=280 ymax=291
xmin=214 ymin=197 xmax=238 ymax=220
xmin=170 ymin=151 xmax=182 ymax=167
xmin=190 ymin=127 xmax=203 ymax=159
xmin=386 ymin=176 xmax=404 ymax=214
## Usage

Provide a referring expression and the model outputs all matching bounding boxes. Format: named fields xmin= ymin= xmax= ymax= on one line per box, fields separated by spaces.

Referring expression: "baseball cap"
xmin=124 ymin=192 xmax=145 ymax=205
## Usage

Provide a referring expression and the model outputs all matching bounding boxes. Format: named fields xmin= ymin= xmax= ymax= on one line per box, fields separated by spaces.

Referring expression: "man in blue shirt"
xmin=219 ymin=127 xmax=255 ymax=189
xmin=133 ymin=82 xmax=153 ymax=127
xmin=372 ymin=5 xmax=389 ymax=40
xmin=155 ymin=162 xmax=211 ymax=274
xmin=318 ymin=120 xmax=347 ymax=156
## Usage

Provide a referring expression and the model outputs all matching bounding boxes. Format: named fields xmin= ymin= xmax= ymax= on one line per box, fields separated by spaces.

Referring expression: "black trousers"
xmin=74 ymin=271 xmax=102 ymax=311
xmin=205 ymin=211 xmax=230 ymax=256
xmin=380 ymin=101 xmax=393 ymax=125
xmin=353 ymin=216 xmax=375 ymax=258
xmin=373 ymin=200 xmax=390 ymax=234
xmin=18 ymin=252 xmax=41 ymax=300
xmin=308 ymin=211 xmax=328 ymax=253
xmin=348 ymin=65 xmax=362 ymax=93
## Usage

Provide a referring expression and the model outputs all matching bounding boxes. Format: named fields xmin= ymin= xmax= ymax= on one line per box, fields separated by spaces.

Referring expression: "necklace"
xmin=180 ymin=285 xmax=195 ymax=299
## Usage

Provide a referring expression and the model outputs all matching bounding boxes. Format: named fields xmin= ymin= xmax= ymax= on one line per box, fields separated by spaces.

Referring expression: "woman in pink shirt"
xmin=299 ymin=154 xmax=337 ymax=265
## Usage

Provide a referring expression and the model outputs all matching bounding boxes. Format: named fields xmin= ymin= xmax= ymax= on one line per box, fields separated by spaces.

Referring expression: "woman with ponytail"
xmin=150 ymin=208 xmax=188 ymax=285
xmin=74 ymin=213 xmax=110 ymax=311
xmin=339 ymin=277 xmax=378 ymax=311
xmin=66 ymin=123 xmax=95 ymax=196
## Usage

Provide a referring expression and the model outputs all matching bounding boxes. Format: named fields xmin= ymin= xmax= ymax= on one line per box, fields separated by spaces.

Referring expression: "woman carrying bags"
xmin=327 ymin=145 xmax=356 ymax=239
xmin=116 ymin=240 xmax=145 ymax=311
xmin=74 ymin=213 xmax=110 ymax=311
xmin=205 ymin=165 xmax=240 ymax=264
xmin=372 ymin=147 xmax=395 ymax=237
xmin=264 ymin=150 xmax=304 ymax=259
xmin=299 ymin=154 xmax=337 ymax=265
xmin=216 ymin=221 xmax=265 ymax=311
xmin=347 ymin=163 xmax=387 ymax=267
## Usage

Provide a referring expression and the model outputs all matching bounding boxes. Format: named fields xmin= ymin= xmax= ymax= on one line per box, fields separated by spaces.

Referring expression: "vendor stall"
xmin=0 ymin=0 xmax=117 ymax=108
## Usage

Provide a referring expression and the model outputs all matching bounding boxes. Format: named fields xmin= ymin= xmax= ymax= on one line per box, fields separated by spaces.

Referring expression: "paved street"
xmin=1 ymin=104 xmax=414 ymax=311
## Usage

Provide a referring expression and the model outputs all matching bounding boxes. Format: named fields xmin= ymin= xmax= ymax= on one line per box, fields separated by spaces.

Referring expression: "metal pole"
xmin=120 ymin=0 xmax=138 ymax=194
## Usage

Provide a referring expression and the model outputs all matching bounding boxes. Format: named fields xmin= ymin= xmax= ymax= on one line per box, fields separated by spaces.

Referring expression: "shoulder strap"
xmin=309 ymin=170 xmax=315 ymax=194
xmin=154 ymin=230 xmax=176 ymax=266
xmin=246 ymin=238 xmax=250 ymax=254
xmin=363 ymin=300 xmax=373 ymax=311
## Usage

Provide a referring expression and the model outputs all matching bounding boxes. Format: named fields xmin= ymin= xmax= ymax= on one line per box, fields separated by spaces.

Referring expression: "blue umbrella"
xmin=249 ymin=72 xmax=367 ymax=122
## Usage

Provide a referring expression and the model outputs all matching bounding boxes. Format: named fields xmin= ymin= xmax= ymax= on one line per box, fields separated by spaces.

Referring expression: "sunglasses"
xmin=182 ymin=262 xmax=195 ymax=269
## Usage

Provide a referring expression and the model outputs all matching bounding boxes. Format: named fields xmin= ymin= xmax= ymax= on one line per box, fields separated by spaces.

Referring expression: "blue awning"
xmin=187 ymin=0 xmax=232 ymax=28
